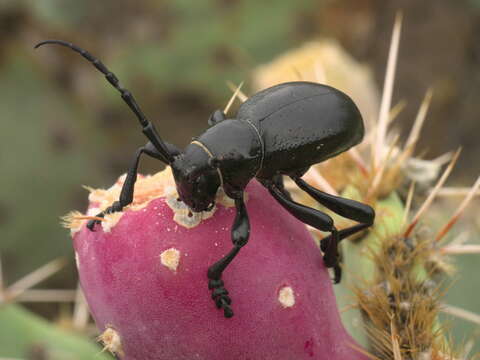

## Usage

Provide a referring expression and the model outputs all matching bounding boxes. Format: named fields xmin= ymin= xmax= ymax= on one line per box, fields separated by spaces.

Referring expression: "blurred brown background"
xmin=1 ymin=0 xmax=479 ymax=357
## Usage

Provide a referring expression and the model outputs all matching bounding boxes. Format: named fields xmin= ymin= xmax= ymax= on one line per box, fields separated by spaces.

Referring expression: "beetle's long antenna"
xmin=35 ymin=40 xmax=175 ymax=164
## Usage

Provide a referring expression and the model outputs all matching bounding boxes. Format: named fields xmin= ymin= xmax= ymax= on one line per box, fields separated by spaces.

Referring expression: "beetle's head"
xmin=171 ymin=145 xmax=221 ymax=212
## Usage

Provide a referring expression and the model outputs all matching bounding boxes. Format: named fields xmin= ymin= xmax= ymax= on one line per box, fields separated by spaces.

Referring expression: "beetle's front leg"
xmin=207 ymin=193 xmax=249 ymax=318
xmin=87 ymin=142 xmax=167 ymax=231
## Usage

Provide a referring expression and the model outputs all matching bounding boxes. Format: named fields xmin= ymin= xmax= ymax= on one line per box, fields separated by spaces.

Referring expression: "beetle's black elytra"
xmin=36 ymin=40 xmax=375 ymax=318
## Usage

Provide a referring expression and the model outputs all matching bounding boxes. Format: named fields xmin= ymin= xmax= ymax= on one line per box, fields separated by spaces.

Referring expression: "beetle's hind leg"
xmin=87 ymin=142 xmax=166 ymax=231
xmin=291 ymin=177 xmax=375 ymax=225
xmin=290 ymin=176 xmax=375 ymax=282
xmin=207 ymin=192 xmax=249 ymax=318
xmin=262 ymin=180 xmax=342 ymax=281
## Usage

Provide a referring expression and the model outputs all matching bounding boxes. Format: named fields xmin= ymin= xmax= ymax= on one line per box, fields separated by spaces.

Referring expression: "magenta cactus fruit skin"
xmin=71 ymin=171 xmax=367 ymax=359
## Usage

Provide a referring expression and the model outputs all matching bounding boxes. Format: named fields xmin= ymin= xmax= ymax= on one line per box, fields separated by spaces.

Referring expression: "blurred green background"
xmin=1 ymin=0 xmax=479 ymax=358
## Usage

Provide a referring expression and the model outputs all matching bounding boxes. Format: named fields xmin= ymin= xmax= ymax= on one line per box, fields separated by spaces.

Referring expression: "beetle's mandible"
xmin=35 ymin=40 xmax=375 ymax=318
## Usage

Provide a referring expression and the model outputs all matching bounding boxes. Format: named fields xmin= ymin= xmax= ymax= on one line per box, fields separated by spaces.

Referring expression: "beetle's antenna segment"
xmin=34 ymin=40 xmax=175 ymax=164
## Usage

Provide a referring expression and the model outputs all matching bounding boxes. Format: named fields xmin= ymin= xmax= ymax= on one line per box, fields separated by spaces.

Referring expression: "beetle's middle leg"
xmin=207 ymin=193 xmax=249 ymax=318
xmin=87 ymin=142 xmax=165 ymax=231
xmin=262 ymin=180 xmax=342 ymax=282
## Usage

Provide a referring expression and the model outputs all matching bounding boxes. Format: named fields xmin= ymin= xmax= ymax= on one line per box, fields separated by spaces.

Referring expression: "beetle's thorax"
xmin=195 ymin=119 xmax=263 ymax=194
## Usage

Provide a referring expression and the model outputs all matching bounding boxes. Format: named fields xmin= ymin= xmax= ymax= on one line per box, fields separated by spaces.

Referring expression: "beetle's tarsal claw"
xmin=208 ymin=279 xmax=234 ymax=318
xmin=223 ymin=305 xmax=234 ymax=318
xmin=86 ymin=202 xmax=123 ymax=232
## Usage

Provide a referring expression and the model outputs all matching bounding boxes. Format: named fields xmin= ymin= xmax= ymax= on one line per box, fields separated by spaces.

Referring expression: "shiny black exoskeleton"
xmin=36 ymin=40 xmax=375 ymax=318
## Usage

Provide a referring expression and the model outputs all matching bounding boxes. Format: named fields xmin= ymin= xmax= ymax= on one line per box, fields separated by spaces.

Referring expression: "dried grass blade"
xmin=226 ymin=81 xmax=248 ymax=102
xmin=390 ymin=318 xmax=403 ymax=360
xmin=7 ymin=258 xmax=66 ymax=300
xmin=348 ymin=148 xmax=369 ymax=177
xmin=388 ymin=99 xmax=407 ymax=126
xmin=433 ymin=151 xmax=454 ymax=165
xmin=404 ymin=89 xmax=433 ymax=152
xmin=404 ymin=148 xmax=461 ymax=237
xmin=368 ymin=134 xmax=400 ymax=198
xmin=224 ymin=81 xmax=244 ymax=114
xmin=440 ymin=245 xmax=480 ymax=255
xmin=16 ymin=289 xmax=77 ymax=302
xmin=446 ymin=231 xmax=470 ymax=247
xmin=437 ymin=187 xmax=480 ymax=197
xmin=441 ymin=304 xmax=480 ymax=326
xmin=435 ymin=175 xmax=480 ymax=242
xmin=401 ymin=181 xmax=416 ymax=228
xmin=374 ymin=12 xmax=403 ymax=168
xmin=303 ymin=167 xmax=338 ymax=196
xmin=73 ymin=284 xmax=91 ymax=330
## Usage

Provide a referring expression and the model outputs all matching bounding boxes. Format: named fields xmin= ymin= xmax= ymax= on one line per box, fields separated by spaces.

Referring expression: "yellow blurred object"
xmin=252 ymin=40 xmax=380 ymax=129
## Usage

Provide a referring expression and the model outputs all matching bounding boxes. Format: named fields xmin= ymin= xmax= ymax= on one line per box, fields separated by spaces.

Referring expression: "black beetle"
xmin=35 ymin=40 xmax=375 ymax=318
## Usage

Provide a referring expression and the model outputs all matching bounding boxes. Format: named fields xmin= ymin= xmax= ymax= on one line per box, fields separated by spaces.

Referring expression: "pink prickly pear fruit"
xmin=65 ymin=168 xmax=367 ymax=360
